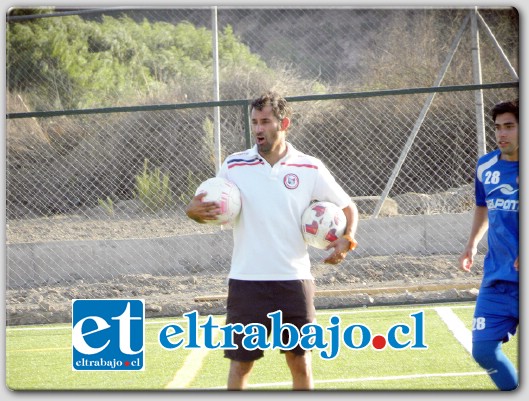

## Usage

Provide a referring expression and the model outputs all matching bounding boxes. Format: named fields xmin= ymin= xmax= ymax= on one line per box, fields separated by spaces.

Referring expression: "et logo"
xmin=72 ymin=299 xmax=145 ymax=371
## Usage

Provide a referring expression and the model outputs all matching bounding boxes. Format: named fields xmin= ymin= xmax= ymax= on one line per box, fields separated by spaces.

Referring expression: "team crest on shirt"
xmin=284 ymin=173 xmax=299 ymax=189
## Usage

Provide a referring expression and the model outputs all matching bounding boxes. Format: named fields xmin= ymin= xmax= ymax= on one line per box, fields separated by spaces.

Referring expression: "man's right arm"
xmin=458 ymin=205 xmax=489 ymax=272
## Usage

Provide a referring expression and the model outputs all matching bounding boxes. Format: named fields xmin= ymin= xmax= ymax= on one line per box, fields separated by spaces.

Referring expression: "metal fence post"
xmin=472 ymin=7 xmax=486 ymax=157
xmin=212 ymin=6 xmax=221 ymax=173
xmin=243 ymin=102 xmax=252 ymax=149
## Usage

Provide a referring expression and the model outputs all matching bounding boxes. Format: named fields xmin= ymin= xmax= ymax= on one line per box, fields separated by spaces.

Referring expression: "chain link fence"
xmin=5 ymin=7 xmax=519 ymax=325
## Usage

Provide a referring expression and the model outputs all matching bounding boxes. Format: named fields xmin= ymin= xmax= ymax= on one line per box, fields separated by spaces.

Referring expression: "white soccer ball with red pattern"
xmin=195 ymin=177 xmax=241 ymax=225
xmin=301 ymin=201 xmax=346 ymax=249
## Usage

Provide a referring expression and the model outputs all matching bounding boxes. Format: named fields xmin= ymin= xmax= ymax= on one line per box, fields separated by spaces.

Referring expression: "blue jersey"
xmin=475 ymin=149 xmax=519 ymax=287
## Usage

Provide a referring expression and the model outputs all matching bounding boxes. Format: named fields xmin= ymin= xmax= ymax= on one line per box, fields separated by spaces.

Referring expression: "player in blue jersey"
xmin=459 ymin=99 xmax=519 ymax=391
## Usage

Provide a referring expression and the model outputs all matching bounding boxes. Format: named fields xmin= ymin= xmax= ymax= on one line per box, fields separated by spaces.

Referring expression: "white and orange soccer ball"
xmin=301 ymin=201 xmax=346 ymax=249
xmin=195 ymin=177 xmax=242 ymax=225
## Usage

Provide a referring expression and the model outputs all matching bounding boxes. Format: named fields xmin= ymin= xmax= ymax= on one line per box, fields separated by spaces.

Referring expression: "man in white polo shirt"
xmin=186 ymin=91 xmax=358 ymax=390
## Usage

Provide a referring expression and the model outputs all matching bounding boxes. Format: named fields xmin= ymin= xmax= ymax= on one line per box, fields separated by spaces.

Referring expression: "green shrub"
xmin=97 ymin=196 xmax=114 ymax=216
xmin=178 ymin=170 xmax=203 ymax=206
xmin=135 ymin=159 xmax=172 ymax=212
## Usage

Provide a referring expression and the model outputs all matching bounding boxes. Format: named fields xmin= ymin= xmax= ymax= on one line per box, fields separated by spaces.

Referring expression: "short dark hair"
xmin=490 ymin=99 xmax=518 ymax=123
xmin=250 ymin=91 xmax=292 ymax=122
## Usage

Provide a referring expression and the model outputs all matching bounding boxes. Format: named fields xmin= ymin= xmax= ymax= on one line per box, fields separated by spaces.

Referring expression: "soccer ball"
xmin=301 ymin=201 xmax=346 ymax=249
xmin=195 ymin=177 xmax=242 ymax=225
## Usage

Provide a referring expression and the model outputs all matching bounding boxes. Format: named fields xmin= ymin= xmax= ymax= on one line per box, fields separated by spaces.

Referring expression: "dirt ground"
xmin=6 ymin=198 xmax=484 ymax=326
xmin=6 ymin=250 xmax=483 ymax=326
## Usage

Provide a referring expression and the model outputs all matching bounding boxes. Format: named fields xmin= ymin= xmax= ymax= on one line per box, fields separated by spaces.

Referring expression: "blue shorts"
xmin=472 ymin=281 xmax=519 ymax=343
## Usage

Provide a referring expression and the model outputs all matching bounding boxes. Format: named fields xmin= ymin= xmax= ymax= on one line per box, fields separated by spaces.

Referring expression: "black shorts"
xmin=224 ymin=279 xmax=316 ymax=362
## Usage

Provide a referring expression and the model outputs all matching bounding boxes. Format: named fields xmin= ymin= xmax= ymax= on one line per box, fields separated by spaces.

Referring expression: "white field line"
xmin=6 ymin=303 xmax=475 ymax=332
xmin=164 ymin=317 xmax=222 ymax=390
xmin=7 ymin=304 xmax=479 ymax=390
xmin=434 ymin=306 xmax=473 ymax=354
xmin=208 ymin=371 xmax=488 ymax=389
xmin=6 ymin=317 xmax=199 ymax=332
xmin=315 ymin=304 xmax=474 ymax=316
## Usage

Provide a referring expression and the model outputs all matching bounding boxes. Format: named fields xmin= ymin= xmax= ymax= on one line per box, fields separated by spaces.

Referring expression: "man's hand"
xmin=185 ymin=192 xmax=221 ymax=223
xmin=458 ymin=246 xmax=477 ymax=272
xmin=323 ymin=237 xmax=351 ymax=264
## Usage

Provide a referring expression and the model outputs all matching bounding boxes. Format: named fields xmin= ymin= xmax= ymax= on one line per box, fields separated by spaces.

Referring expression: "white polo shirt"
xmin=218 ymin=143 xmax=351 ymax=281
